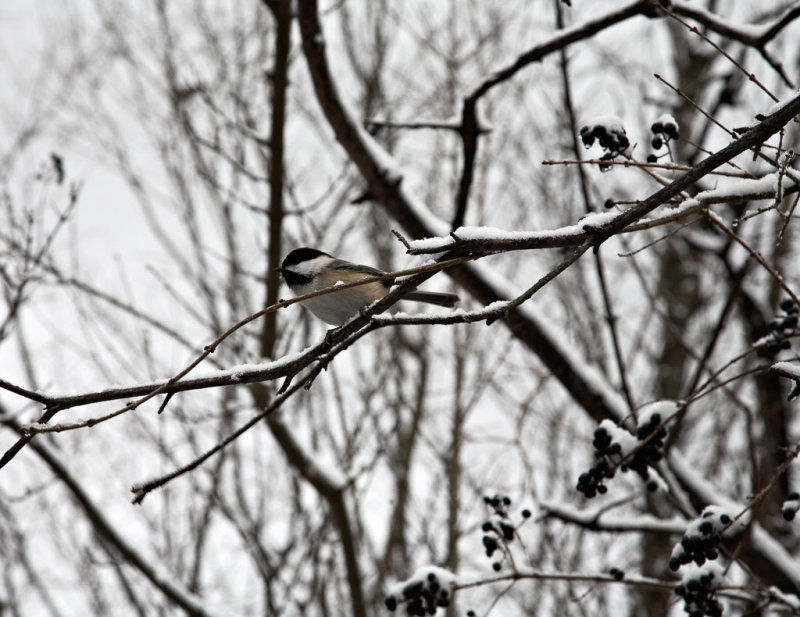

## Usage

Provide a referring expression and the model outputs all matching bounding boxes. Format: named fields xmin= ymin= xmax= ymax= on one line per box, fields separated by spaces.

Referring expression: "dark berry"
xmin=699 ymin=521 xmax=713 ymax=535
xmin=789 ymin=492 xmax=800 ymax=500
xmin=467 ymin=612 xmax=476 ymax=617
xmin=663 ymin=123 xmax=679 ymax=140
xmin=481 ymin=521 xmax=493 ymax=532
xmin=597 ymin=484 xmax=608 ymax=494
xmin=580 ymin=126 xmax=594 ymax=147
xmin=719 ymin=514 xmax=731 ymax=525
xmin=651 ymin=121 xmax=663 ymax=134
xmin=767 ymin=342 xmax=784 ymax=355
xmin=674 ymin=584 xmax=686 ymax=596
xmin=780 ymin=298 xmax=797 ymax=313
xmin=784 ymin=507 xmax=796 ymax=521
xmin=492 ymin=562 xmax=501 ymax=572
xmin=503 ymin=496 xmax=511 ymax=506
xmin=646 ymin=154 xmax=658 ymax=163
xmin=669 ymin=558 xmax=680 ymax=571
xmin=521 ymin=509 xmax=531 ymax=518
xmin=651 ymin=136 xmax=663 ymax=150
xmin=604 ymin=198 xmax=615 ymax=209
xmin=403 ymin=581 xmax=423 ymax=599
xmin=646 ymin=481 xmax=658 ymax=492
xmin=385 ymin=596 xmax=398 ymax=611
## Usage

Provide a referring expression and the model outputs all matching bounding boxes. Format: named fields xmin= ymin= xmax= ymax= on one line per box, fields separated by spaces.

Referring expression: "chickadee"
xmin=276 ymin=247 xmax=459 ymax=326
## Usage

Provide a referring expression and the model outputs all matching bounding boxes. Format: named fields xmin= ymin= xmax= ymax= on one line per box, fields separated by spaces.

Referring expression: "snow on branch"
xmin=771 ymin=361 xmax=800 ymax=401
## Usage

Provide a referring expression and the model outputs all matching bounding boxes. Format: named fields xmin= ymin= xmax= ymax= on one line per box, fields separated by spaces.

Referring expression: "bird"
xmin=276 ymin=247 xmax=459 ymax=325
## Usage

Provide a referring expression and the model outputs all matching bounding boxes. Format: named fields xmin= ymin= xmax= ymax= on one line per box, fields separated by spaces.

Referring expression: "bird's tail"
xmin=402 ymin=290 xmax=459 ymax=308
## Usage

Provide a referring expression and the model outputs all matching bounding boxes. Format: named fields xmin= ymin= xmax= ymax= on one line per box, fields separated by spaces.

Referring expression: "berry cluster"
xmin=608 ymin=567 xmax=625 ymax=581
xmin=579 ymin=117 xmax=630 ymax=171
xmin=782 ymin=492 xmax=800 ymax=521
xmin=576 ymin=410 xmax=667 ymax=498
xmin=628 ymin=412 xmax=667 ymax=480
xmin=762 ymin=298 xmax=798 ymax=357
xmin=384 ymin=566 xmax=456 ymax=616
xmin=646 ymin=114 xmax=680 ymax=163
xmin=674 ymin=563 xmax=724 ymax=617
xmin=669 ymin=506 xmax=739 ymax=572
xmin=479 ymin=495 xmax=531 ymax=571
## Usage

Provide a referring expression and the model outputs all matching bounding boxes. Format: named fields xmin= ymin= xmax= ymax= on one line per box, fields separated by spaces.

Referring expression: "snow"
xmin=772 ymin=361 xmax=800 ymax=380
xmin=678 ymin=561 xmax=724 ymax=588
xmin=597 ymin=419 xmax=637 ymax=455
xmin=583 ymin=115 xmax=625 ymax=135
xmin=455 ymin=224 xmax=584 ymax=241
xmin=406 ymin=235 xmax=456 ymax=251
xmin=768 ymin=587 xmax=800 ymax=611
xmin=384 ymin=565 xmax=457 ymax=610
xmin=655 ymin=113 xmax=678 ymax=132
xmin=678 ymin=173 xmax=778 ymax=211
xmin=762 ymin=88 xmax=800 ymax=116
xmin=783 ymin=494 xmax=800 ymax=513
xmin=637 ymin=400 xmax=679 ymax=428
xmin=579 ymin=211 xmax=623 ymax=230
xmin=406 ymin=223 xmax=588 ymax=254
xmin=30 ymin=347 xmax=314 ymax=399
xmin=697 ymin=173 xmax=777 ymax=200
